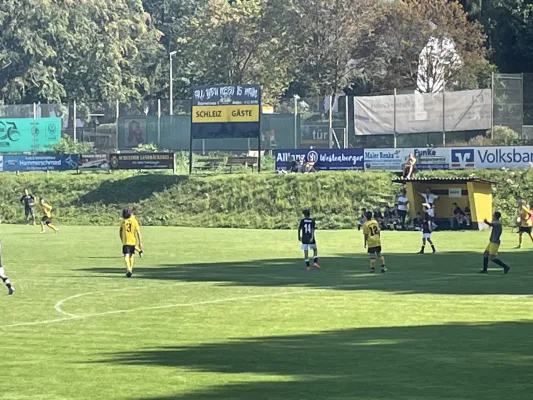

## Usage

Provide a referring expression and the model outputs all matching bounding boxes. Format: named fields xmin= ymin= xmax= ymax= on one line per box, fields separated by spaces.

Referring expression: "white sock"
xmin=0 ymin=266 xmax=10 ymax=285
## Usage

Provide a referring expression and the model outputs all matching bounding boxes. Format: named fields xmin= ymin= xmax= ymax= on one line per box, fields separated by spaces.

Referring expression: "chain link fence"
xmin=2 ymin=75 xmax=531 ymax=152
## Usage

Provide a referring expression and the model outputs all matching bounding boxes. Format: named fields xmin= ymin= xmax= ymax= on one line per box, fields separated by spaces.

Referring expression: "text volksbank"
xmin=477 ymin=147 xmax=533 ymax=165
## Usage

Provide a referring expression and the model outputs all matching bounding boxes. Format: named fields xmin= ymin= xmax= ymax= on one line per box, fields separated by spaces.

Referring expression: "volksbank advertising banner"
xmin=0 ymin=154 xmax=79 ymax=171
xmin=274 ymin=148 xmax=364 ymax=171
xmin=275 ymin=146 xmax=533 ymax=171
xmin=364 ymin=148 xmax=403 ymax=170
xmin=0 ymin=117 xmax=61 ymax=152
xmin=450 ymin=146 xmax=533 ymax=169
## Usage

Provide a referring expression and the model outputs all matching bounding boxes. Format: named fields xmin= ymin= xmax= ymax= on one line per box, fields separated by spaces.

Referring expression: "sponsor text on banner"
xmin=0 ymin=154 xmax=79 ymax=171
xmin=364 ymin=148 xmax=403 ymax=171
xmin=274 ymin=148 xmax=364 ymax=171
xmin=109 ymin=152 xmax=175 ymax=170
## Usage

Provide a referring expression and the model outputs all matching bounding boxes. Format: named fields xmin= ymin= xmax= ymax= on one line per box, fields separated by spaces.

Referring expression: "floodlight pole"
xmin=169 ymin=51 xmax=177 ymax=116
xmin=293 ymin=95 xmax=299 ymax=148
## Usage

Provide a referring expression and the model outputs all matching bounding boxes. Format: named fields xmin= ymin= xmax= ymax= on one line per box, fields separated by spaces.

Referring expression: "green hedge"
xmin=0 ymin=168 xmax=526 ymax=228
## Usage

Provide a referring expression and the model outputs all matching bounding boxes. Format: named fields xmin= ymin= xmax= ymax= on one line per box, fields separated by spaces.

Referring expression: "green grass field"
xmin=1 ymin=225 xmax=533 ymax=400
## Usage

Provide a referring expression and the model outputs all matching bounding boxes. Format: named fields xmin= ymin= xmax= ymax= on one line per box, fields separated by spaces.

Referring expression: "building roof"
xmin=392 ymin=177 xmax=494 ymax=185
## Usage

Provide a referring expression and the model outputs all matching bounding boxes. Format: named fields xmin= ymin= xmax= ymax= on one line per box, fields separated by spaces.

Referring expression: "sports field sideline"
xmin=1 ymin=225 xmax=532 ymax=400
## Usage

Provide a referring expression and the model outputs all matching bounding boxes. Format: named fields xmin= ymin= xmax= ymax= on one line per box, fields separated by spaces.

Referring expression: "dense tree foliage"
xmin=0 ymin=0 xmax=162 ymax=105
xmin=459 ymin=0 xmax=533 ymax=73
xmin=1 ymin=0 xmax=530 ymax=106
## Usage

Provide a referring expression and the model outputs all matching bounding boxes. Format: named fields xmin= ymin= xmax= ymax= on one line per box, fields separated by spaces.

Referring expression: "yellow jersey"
xmin=120 ymin=216 xmax=140 ymax=246
xmin=41 ymin=203 xmax=52 ymax=218
xmin=363 ymin=219 xmax=381 ymax=248
xmin=520 ymin=206 xmax=532 ymax=227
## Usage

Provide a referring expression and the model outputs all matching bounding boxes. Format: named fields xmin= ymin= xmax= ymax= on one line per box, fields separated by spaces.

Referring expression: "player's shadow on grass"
xmin=80 ymin=250 xmax=533 ymax=296
xmin=78 ymin=174 xmax=187 ymax=205
xmin=91 ymin=321 xmax=533 ymax=400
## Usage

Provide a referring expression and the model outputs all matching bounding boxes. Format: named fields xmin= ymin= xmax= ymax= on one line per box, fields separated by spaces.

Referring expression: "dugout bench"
xmin=393 ymin=177 xmax=494 ymax=231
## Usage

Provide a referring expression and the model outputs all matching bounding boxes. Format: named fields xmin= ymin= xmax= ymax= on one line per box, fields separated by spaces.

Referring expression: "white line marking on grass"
xmin=54 ymin=274 xmax=464 ymax=318
xmin=3 ymin=316 xmax=77 ymax=328
xmin=5 ymin=272 xmax=532 ymax=330
xmin=3 ymin=288 xmax=316 ymax=329
xmin=54 ymin=286 xmax=148 ymax=318
xmin=54 ymin=294 xmax=83 ymax=318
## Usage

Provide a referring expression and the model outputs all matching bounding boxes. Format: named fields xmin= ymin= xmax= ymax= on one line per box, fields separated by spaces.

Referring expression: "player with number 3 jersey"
xmin=363 ymin=211 xmax=386 ymax=273
xmin=298 ymin=208 xmax=320 ymax=271
xmin=119 ymin=207 xmax=142 ymax=278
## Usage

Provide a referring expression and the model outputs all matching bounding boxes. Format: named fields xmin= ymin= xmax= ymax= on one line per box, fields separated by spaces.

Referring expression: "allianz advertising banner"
xmin=0 ymin=117 xmax=61 ymax=152
xmin=450 ymin=146 xmax=533 ymax=169
xmin=274 ymin=148 xmax=364 ymax=171
xmin=364 ymin=148 xmax=403 ymax=171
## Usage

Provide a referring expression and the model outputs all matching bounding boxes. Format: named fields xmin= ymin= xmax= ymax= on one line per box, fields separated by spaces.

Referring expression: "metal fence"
xmin=1 ymin=73 xmax=531 ymax=152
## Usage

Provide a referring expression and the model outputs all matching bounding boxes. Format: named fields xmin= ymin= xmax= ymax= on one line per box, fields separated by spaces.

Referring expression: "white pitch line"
xmin=4 ymin=271 xmax=530 ymax=330
xmin=54 ymin=274 xmax=468 ymax=318
xmin=54 ymin=293 xmax=84 ymax=318
xmin=3 ymin=289 xmax=316 ymax=329
xmin=54 ymin=286 xmax=151 ymax=318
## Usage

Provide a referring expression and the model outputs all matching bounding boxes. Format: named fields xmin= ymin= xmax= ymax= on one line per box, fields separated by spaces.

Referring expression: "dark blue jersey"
xmin=20 ymin=194 xmax=35 ymax=209
xmin=299 ymin=218 xmax=316 ymax=244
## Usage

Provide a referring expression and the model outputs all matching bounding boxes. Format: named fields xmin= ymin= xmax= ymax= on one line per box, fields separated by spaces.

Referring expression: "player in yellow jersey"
xmin=362 ymin=211 xmax=386 ymax=273
xmin=119 ymin=207 xmax=142 ymax=278
xmin=39 ymin=198 xmax=59 ymax=233
xmin=516 ymin=200 xmax=533 ymax=248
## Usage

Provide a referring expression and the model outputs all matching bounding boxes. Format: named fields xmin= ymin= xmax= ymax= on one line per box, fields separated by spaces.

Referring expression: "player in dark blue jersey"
xmin=298 ymin=208 xmax=320 ymax=271
xmin=418 ymin=215 xmax=436 ymax=254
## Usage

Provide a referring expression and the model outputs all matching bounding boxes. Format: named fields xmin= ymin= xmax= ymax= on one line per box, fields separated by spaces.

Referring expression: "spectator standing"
xmin=419 ymin=187 xmax=438 ymax=229
xmin=396 ymin=188 xmax=409 ymax=229
xmin=20 ymin=189 xmax=36 ymax=225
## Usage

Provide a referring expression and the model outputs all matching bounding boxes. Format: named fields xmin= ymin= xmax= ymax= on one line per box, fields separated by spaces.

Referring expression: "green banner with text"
xmin=0 ymin=117 xmax=61 ymax=152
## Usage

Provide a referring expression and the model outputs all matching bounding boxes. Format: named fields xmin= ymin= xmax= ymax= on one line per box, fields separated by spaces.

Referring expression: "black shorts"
xmin=25 ymin=207 xmax=34 ymax=217
xmin=519 ymin=226 xmax=532 ymax=234
xmin=368 ymin=246 xmax=382 ymax=255
xmin=122 ymin=245 xmax=136 ymax=256
xmin=41 ymin=216 xmax=52 ymax=225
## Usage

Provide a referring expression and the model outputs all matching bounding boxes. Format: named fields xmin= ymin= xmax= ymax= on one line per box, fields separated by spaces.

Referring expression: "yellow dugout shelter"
xmin=393 ymin=177 xmax=494 ymax=230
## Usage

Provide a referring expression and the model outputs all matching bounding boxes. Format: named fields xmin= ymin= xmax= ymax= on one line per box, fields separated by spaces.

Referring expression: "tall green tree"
xmin=56 ymin=0 xmax=162 ymax=105
xmin=141 ymin=0 xmax=207 ymax=100
xmin=288 ymin=0 xmax=382 ymax=97
xmin=178 ymin=0 xmax=294 ymax=102
xmin=458 ymin=0 xmax=533 ymax=73
xmin=0 ymin=0 xmax=67 ymax=102
xmin=0 ymin=0 xmax=162 ymax=106
xmin=356 ymin=0 xmax=489 ymax=92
